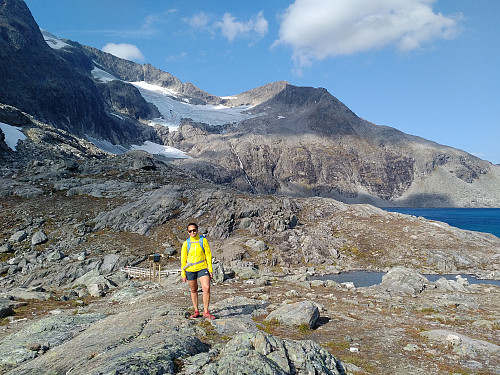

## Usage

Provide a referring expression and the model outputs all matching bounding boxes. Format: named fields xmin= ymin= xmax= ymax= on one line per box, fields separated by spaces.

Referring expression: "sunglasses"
xmin=188 ymin=229 xmax=197 ymax=233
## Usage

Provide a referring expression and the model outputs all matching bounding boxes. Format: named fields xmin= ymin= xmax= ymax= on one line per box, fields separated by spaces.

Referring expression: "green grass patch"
xmin=340 ymin=244 xmax=367 ymax=258
xmin=0 ymin=318 xmax=10 ymax=326
xmin=340 ymin=354 xmax=376 ymax=374
xmin=297 ymin=323 xmax=312 ymax=334
xmin=0 ymin=253 xmax=14 ymax=262
xmin=255 ymin=317 xmax=280 ymax=335
xmin=418 ymin=307 xmax=439 ymax=314
xmin=323 ymin=340 xmax=351 ymax=353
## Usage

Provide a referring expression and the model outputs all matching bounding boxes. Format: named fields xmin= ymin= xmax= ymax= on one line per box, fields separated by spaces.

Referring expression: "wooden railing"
xmin=120 ymin=266 xmax=181 ymax=282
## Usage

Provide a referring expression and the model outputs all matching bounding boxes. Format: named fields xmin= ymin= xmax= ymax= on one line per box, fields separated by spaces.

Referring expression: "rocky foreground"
xmin=1 ymin=119 xmax=500 ymax=374
xmin=0 ymin=265 xmax=499 ymax=374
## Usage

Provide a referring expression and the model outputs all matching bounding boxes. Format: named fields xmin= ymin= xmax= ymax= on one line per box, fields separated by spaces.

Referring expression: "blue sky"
xmin=24 ymin=0 xmax=500 ymax=164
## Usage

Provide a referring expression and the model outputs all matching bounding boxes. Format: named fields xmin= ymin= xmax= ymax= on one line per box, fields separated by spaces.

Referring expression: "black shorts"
xmin=185 ymin=268 xmax=210 ymax=281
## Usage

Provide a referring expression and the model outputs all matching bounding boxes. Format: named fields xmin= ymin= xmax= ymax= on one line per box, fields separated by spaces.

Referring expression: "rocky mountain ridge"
xmin=0 ymin=0 xmax=162 ymax=146
xmin=55 ymin=37 xmax=500 ymax=207
xmin=2 ymin=0 xmax=500 ymax=206
xmin=165 ymin=105 xmax=500 ymax=207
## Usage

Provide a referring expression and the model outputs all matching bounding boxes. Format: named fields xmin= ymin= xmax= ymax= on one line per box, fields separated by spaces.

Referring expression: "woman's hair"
xmin=187 ymin=222 xmax=198 ymax=230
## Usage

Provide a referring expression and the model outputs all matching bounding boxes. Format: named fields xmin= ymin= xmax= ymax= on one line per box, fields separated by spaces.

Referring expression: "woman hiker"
xmin=181 ymin=222 xmax=216 ymax=320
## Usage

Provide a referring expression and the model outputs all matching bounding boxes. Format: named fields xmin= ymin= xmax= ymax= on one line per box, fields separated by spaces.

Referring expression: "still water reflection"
xmin=312 ymin=271 xmax=500 ymax=288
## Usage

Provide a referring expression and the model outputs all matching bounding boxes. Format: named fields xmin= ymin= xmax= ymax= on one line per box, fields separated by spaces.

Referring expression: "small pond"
xmin=311 ymin=271 xmax=500 ymax=288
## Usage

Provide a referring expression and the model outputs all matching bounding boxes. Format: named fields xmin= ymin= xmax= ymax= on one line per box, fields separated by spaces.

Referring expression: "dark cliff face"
xmin=0 ymin=0 xmax=101 ymax=134
xmin=0 ymin=0 xmax=157 ymax=145
xmin=0 ymin=128 xmax=9 ymax=156
xmin=165 ymin=81 xmax=498 ymax=206
xmin=96 ymin=80 xmax=161 ymax=121
xmin=167 ymin=117 xmax=416 ymax=203
xmin=246 ymin=85 xmax=361 ymax=137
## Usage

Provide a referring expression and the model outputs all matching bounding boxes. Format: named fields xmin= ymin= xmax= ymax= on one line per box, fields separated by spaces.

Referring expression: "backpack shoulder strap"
xmin=199 ymin=235 xmax=205 ymax=252
xmin=187 ymin=236 xmax=205 ymax=255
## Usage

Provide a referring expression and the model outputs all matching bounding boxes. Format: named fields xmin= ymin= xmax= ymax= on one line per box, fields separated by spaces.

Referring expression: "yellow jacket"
xmin=180 ymin=235 xmax=212 ymax=278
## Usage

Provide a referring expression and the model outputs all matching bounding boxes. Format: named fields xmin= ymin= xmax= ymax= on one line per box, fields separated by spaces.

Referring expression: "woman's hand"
xmin=182 ymin=277 xmax=187 ymax=283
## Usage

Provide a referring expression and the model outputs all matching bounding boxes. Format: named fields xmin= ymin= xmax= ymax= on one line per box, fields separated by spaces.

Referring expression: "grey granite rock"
xmin=0 ymin=313 xmax=105 ymax=370
xmin=421 ymin=329 xmax=500 ymax=358
xmin=265 ymin=300 xmax=319 ymax=329
xmin=31 ymin=230 xmax=47 ymax=246
xmin=0 ymin=298 xmax=15 ymax=319
xmin=9 ymin=231 xmax=27 ymax=243
xmin=377 ymin=266 xmax=430 ymax=296
xmin=202 ymin=331 xmax=344 ymax=375
xmin=0 ymin=243 xmax=14 ymax=253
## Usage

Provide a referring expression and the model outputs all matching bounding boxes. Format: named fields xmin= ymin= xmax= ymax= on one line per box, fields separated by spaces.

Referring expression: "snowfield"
xmin=92 ymin=67 xmax=119 ymax=83
xmin=131 ymin=81 xmax=260 ymax=129
xmin=0 ymin=122 xmax=26 ymax=150
xmin=40 ymin=29 xmax=70 ymax=50
xmin=130 ymin=141 xmax=189 ymax=159
xmin=35 ymin=30 xmax=261 ymax=158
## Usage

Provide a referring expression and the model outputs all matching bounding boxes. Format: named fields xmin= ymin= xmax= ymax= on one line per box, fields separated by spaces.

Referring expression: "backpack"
xmin=183 ymin=235 xmax=207 ymax=270
xmin=187 ymin=235 xmax=205 ymax=255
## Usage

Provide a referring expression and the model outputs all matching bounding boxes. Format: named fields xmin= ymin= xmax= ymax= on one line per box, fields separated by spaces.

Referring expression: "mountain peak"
xmin=222 ymin=81 xmax=289 ymax=107
xmin=0 ymin=0 xmax=46 ymax=51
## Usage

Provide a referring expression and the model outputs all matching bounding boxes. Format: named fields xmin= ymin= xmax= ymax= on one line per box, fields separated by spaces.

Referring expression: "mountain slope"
xmin=78 ymin=43 xmax=225 ymax=106
xmin=162 ymin=83 xmax=500 ymax=207
xmin=0 ymin=0 xmax=159 ymax=145
xmin=1 ymin=0 xmax=499 ymax=207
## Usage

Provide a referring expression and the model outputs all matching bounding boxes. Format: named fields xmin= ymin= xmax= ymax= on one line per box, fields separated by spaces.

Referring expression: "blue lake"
xmin=383 ymin=207 xmax=500 ymax=238
xmin=313 ymin=271 xmax=500 ymax=288
xmin=314 ymin=208 xmax=500 ymax=287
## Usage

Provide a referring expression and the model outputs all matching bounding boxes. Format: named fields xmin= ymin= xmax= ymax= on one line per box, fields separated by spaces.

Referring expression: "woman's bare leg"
xmin=199 ymin=275 xmax=211 ymax=313
xmin=188 ymin=279 xmax=199 ymax=311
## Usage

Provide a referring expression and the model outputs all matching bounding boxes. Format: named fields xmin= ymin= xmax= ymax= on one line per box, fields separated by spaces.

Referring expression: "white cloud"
xmin=184 ymin=11 xmax=268 ymax=42
xmin=102 ymin=43 xmax=145 ymax=62
xmin=184 ymin=11 xmax=210 ymax=29
xmin=144 ymin=9 xmax=177 ymax=29
xmin=275 ymin=0 xmax=463 ymax=71
xmin=214 ymin=11 xmax=269 ymax=42
xmin=166 ymin=51 xmax=188 ymax=63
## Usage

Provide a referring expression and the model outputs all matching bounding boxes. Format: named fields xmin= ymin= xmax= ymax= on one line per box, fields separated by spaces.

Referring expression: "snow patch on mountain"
xmin=85 ymin=136 xmax=128 ymax=155
xmin=0 ymin=122 xmax=26 ymax=150
xmin=131 ymin=81 xmax=261 ymax=128
xmin=92 ymin=67 xmax=118 ymax=83
xmin=130 ymin=141 xmax=189 ymax=159
xmin=41 ymin=29 xmax=71 ymax=50
xmin=85 ymin=135 xmax=189 ymax=159
xmin=39 ymin=28 xmax=257 ymax=157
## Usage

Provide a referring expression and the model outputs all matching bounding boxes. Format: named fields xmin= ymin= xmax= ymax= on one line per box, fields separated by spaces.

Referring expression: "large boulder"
xmin=200 ymin=331 xmax=344 ymax=375
xmin=421 ymin=329 xmax=500 ymax=358
xmin=377 ymin=266 xmax=430 ymax=296
xmin=211 ymin=261 xmax=225 ymax=284
xmin=265 ymin=300 xmax=319 ymax=329
xmin=71 ymin=270 xmax=117 ymax=297
xmin=9 ymin=230 xmax=27 ymax=243
xmin=31 ymin=230 xmax=47 ymax=246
